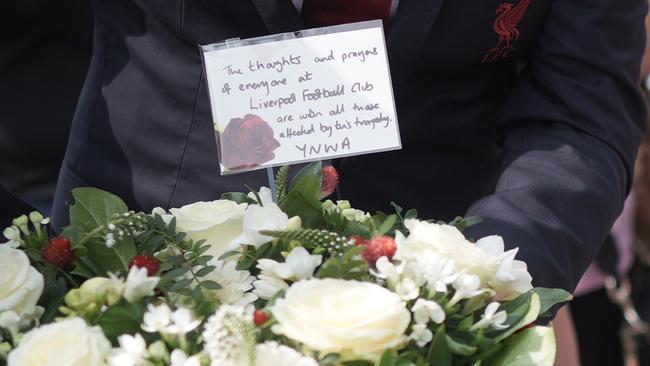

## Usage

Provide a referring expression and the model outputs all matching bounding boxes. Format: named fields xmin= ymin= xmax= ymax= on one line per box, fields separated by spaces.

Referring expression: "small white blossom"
xmin=142 ymin=304 xmax=199 ymax=336
xmin=142 ymin=303 xmax=173 ymax=333
xmin=201 ymin=260 xmax=257 ymax=305
xmin=411 ymin=299 xmax=446 ymax=325
xmin=395 ymin=278 xmax=420 ymax=300
xmin=110 ymin=333 xmax=147 ymax=366
xmin=409 ymin=324 xmax=434 ymax=347
xmin=475 ymin=236 xmax=533 ymax=296
xmin=372 ymin=256 xmax=403 ymax=286
xmin=470 ymin=302 xmax=508 ymax=331
xmin=254 ymin=341 xmax=319 ymax=366
xmin=123 ymin=266 xmax=159 ymax=303
xmin=253 ymin=274 xmax=289 ymax=300
xmin=247 ymin=187 xmax=274 ymax=206
xmin=448 ymin=274 xmax=484 ymax=307
xmin=257 ymin=247 xmax=322 ymax=281
xmin=165 ymin=308 xmax=200 ymax=335
xmin=170 ymin=349 xmax=201 ymax=366
xmin=229 ymin=202 xmax=288 ymax=249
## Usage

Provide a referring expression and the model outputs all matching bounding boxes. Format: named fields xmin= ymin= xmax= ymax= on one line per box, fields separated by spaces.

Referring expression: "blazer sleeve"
xmin=465 ymin=0 xmax=647 ymax=291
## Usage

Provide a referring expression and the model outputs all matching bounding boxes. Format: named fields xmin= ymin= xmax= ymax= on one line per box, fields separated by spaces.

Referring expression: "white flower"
xmin=142 ymin=303 xmax=173 ymax=333
xmin=252 ymin=274 xmax=289 ymax=300
xmin=475 ymin=236 xmax=533 ymax=296
xmin=373 ymin=256 xmax=403 ymax=286
xmin=410 ymin=253 xmax=457 ymax=294
xmin=448 ymin=274 xmax=485 ymax=307
xmin=395 ymin=278 xmax=420 ymax=300
xmin=271 ymin=278 xmax=411 ymax=361
xmin=0 ymin=311 xmax=21 ymax=329
xmin=111 ymin=333 xmax=147 ymax=366
xmin=397 ymin=220 xmax=499 ymax=284
xmin=230 ymin=203 xmax=288 ymax=249
xmin=166 ymin=308 xmax=200 ymax=334
xmin=0 ymin=245 xmax=44 ymax=317
xmin=409 ymin=324 xmax=434 ymax=347
xmin=411 ymin=299 xmax=446 ymax=325
xmin=80 ymin=277 xmax=124 ymax=306
xmin=8 ymin=317 xmax=111 ymax=366
xmin=254 ymin=341 xmax=319 ymax=366
xmin=323 ymin=200 xmax=370 ymax=222
xmin=257 ymin=247 xmax=322 ymax=281
xmin=123 ymin=266 xmax=159 ymax=303
xmin=247 ymin=187 xmax=274 ymax=206
xmin=169 ymin=200 xmax=247 ymax=258
xmin=202 ymin=259 xmax=257 ymax=305
xmin=470 ymin=302 xmax=508 ymax=331
xmin=3 ymin=226 xmax=21 ymax=242
xmin=170 ymin=349 xmax=201 ymax=366
xmin=142 ymin=304 xmax=199 ymax=335
xmin=202 ymin=305 xmax=253 ymax=366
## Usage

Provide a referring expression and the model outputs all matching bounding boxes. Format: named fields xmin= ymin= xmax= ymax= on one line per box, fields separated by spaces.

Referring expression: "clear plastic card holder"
xmin=200 ymin=20 xmax=401 ymax=175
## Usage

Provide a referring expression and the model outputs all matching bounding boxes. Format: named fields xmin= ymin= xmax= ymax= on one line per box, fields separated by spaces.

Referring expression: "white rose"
xmin=8 ymin=317 xmax=111 ymax=366
xmin=271 ymin=278 xmax=410 ymax=361
xmin=0 ymin=245 xmax=44 ymax=317
xmin=170 ymin=200 xmax=247 ymax=258
xmin=397 ymin=220 xmax=499 ymax=284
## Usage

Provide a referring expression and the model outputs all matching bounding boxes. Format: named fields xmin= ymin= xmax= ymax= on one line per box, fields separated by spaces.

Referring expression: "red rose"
xmin=220 ymin=114 xmax=281 ymax=170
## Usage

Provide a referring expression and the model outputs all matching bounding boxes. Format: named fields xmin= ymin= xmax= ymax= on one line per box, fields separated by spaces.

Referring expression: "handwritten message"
xmin=202 ymin=21 xmax=401 ymax=174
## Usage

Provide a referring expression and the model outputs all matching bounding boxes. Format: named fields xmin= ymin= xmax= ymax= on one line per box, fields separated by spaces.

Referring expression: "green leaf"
xmin=163 ymin=266 xmax=190 ymax=279
xmin=221 ymin=192 xmax=257 ymax=205
xmin=427 ymin=326 xmax=452 ymax=366
xmin=446 ymin=334 xmax=477 ymax=356
xmin=200 ymin=280 xmax=222 ymax=289
xmin=195 ymin=266 xmax=216 ymax=277
xmin=492 ymin=292 xmax=541 ymax=342
xmin=96 ymin=300 xmax=146 ymax=343
xmin=170 ymin=278 xmax=193 ymax=292
xmin=532 ymin=288 xmax=572 ymax=316
xmin=490 ymin=326 xmax=556 ymax=366
xmin=85 ymin=236 xmax=137 ymax=274
xmin=282 ymin=161 xmax=323 ymax=228
xmin=69 ymin=187 xmax=128 ymax=231
xmin=377 ymin=214 xmax=397 ymax=235
xmin=376 ymin=350 xmax=398 ymax=366
xmin=343 ymin=221 xmax=371 ymax=237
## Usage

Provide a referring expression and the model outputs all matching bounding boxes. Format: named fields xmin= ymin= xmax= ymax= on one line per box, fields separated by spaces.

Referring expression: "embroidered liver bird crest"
xmin=482 ymin=0 xmax=531 ymax=63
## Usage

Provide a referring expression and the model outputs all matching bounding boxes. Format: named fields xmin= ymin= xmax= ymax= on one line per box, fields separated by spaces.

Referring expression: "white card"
xmin=202 ymin=20 xmax=401 ymax=174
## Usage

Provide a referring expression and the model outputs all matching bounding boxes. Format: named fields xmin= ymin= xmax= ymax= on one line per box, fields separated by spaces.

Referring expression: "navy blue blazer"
xmin=52 ymin=0 xmax=647 ymax=292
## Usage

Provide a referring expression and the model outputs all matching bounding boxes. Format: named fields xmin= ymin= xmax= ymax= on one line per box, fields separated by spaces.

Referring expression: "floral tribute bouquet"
xmin=0 ymin=162 xmax=571 ymax=366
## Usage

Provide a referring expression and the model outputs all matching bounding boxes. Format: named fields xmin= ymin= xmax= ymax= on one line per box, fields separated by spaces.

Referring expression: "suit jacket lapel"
xmin=387 ymin=0 xmax=446 ymax=93
xmin=250 ymin=0 xmax=304 ymax=34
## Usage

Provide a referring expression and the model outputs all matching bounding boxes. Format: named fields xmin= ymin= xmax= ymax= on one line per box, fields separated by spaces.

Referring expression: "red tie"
xmin=301 ymin=0 xmax=393 ymax=28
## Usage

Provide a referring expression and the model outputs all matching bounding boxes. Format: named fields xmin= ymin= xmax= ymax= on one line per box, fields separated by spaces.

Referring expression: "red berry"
xmin=254 ymin=309 xmax=270 ymax=326
xmin=350 ymin=235 xmax=367 ymax=246
xmin=42 ymin=236 xmax=74 ymax=269
xmin=128 ymin=255 xmax=161 ymax=276
xmin=361 ymin=236 xmax=397 ymax=266
xmin=321 ymin=166 xmax=339 ymax=199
